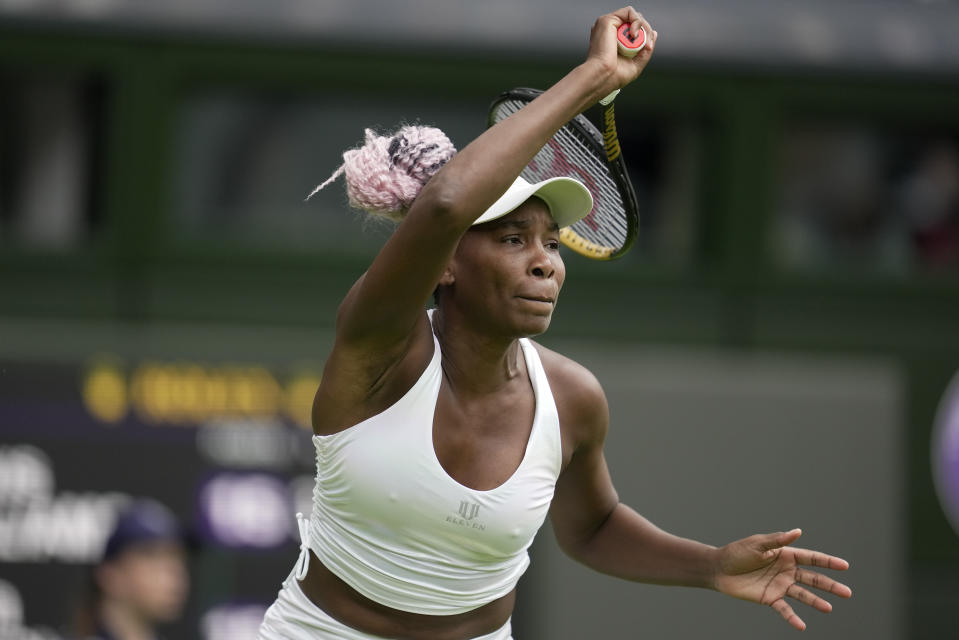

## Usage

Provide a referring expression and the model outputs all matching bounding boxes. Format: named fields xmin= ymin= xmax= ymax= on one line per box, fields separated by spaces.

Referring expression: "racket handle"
xmin=617 ymin=23 xmax=647 ymax=58
xmin=600 ymin=24 xmax=648 ymax=106
xmin=599 ymin=89 xmax=620 ymax=106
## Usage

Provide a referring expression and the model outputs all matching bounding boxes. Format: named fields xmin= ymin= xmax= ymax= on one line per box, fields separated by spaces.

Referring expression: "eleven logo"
xmin=447 ymin=500 xmax=485 ymax=530
xmin=457 ymin=501 xmax=480 ymax=521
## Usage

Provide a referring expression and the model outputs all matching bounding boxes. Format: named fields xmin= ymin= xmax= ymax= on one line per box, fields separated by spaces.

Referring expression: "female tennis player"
xmin=258 ymin=7 xmax=851 ymax=639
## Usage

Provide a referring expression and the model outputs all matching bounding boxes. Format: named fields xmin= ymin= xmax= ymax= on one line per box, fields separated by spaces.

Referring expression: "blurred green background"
xmin=1 ymin=1 xmax=958 ymax=638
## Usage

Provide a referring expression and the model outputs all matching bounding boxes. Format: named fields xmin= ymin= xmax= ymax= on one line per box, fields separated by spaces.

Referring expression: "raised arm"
xmin=334 ymin=8 xmax=658 ymax=354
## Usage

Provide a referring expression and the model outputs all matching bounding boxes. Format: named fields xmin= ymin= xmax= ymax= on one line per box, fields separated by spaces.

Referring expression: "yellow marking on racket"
xmin=560 ymin=227 xmax=615 ymax=260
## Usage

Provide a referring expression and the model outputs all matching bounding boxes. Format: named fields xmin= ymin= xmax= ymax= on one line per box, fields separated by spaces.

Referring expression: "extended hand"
xmin=714 ymin=529 xmax=852 ymax=631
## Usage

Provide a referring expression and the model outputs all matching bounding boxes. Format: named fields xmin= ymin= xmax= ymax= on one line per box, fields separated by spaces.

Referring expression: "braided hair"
xmin=308 ymin=125 xmax=457 ymax=221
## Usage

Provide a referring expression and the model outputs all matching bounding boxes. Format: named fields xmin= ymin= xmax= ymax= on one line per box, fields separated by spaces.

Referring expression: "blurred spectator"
xmin=774 ymin=124 xmax=959 ymax=274
xmin=775 ymin=126 xmax=910 ymax=273
xmin=896 ymin=141 xmax=959 ymax=270
xmin=0 ymin=76 xmax=97 ymax=250
xmin=70 ymin=499 xmax=189 ymax=640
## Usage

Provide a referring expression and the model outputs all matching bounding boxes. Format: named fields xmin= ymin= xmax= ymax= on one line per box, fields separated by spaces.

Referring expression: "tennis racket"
xmin=486 ymin=25 xmax=645 ymax=260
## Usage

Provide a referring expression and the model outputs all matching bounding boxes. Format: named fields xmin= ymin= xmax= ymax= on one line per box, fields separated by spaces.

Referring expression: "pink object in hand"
xmin=616 ymin=23 xmax=647 ymax=58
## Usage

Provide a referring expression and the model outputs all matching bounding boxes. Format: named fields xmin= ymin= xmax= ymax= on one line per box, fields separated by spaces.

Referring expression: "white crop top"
xmin=303 ymin=313 xmax=562 ymax=615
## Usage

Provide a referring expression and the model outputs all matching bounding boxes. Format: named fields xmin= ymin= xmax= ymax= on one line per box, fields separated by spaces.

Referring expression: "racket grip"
xmin=599 ymin=90 xmax=619 ymax=106
xmin=600 ymin=25 xmax=647 ymax=105
xmin=617 ymin=24 xmax=647 ymax=58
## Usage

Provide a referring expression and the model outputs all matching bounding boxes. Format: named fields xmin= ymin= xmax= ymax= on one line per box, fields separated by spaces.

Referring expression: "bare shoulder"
xmin=530 ymin=341 xmax=610 ymax=454
xmin=314 ymin=309 xmax=435 ymax=434
xmin=530 ymin=341 xmax=605 ymax=406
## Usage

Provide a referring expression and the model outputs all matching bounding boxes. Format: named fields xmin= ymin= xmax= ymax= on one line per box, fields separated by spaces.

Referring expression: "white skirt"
xmin=257 ymin=570 xmax=513 ymax=640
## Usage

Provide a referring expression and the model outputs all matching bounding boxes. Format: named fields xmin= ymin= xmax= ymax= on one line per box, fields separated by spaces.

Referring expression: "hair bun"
xmin=307 ymin=125 xmax=456 ymax=221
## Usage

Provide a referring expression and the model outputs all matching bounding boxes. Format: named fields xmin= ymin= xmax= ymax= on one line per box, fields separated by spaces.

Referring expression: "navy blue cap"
xmin=102 ymin=499 xmax=183 ymax=560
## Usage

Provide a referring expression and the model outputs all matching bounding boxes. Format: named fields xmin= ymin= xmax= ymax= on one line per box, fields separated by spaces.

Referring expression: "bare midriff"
xmin=298 ymin=551 xmax=515 ymax=640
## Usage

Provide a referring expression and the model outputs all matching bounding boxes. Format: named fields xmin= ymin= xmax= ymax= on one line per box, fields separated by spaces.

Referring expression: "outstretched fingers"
xmin=772 ymin=566 xmax=852 ymax=629
xmin=795 ymin=567 xmax=853 ymax=599
xmin=757 ymin=528 xmax=803 ymax=553
xmin=786 ymin=584 xmax=833 ymax=613
xmin=771 ymin=598 xmax=807 ymax=631
xmin=793 ymin=547 xmax=851 ymax=573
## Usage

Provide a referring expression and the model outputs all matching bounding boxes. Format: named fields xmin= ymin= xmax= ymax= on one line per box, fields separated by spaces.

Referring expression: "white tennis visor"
xmin=472 ymin=175 xmax=593 ymax=228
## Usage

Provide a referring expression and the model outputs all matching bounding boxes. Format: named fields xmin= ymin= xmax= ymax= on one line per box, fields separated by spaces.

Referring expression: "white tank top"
xmin=306 ymin=313 xmax=562 ymax=615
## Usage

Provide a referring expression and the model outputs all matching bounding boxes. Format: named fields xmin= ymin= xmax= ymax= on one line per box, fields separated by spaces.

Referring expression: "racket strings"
xmin=549 ymin=128 xmax=628 ymax=246
xmin=492 ymin=99 xmax=628 ymax=250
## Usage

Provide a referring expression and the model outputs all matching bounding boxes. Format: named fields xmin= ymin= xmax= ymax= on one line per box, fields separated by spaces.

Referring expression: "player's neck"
xmin=432 ymin=309 xmax=523 ymax=396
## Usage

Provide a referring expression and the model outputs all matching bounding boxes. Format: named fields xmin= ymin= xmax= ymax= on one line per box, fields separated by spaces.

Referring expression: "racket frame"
xmin=487 ymin=87 xmax=639 ymax=260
